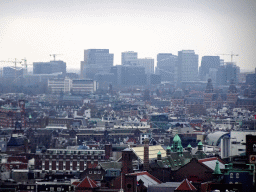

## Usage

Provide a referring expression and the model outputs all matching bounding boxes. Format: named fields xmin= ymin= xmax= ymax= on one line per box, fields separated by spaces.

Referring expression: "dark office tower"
xmin=121 ymin=51 xmax=138 ymax=66
xmin=33 ymin=60 xmax=66 ymax=75
xmin=177 ymin=50 xmax=198 ymax=83
xmin=156 ymin=53 xmax=177 ymax=82
xmin=199 ymin=56 xmax=220 ymax=81
xmin=110 ymin=65 xmax=147 ymax=86
xmin=80 ymin=49 xmax=114 ymax=79
xmin=217 ymin=62 xmax=240 ymax=85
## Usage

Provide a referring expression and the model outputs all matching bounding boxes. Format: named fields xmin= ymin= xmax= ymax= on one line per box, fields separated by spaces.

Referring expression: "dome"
xmin=173 ymin=134 xmax=181 ymax=142
xmin=205 ymin=131 xmax=230 ymax=146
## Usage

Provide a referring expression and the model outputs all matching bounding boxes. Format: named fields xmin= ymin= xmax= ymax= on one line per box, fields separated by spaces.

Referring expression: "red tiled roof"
xmin=76 ymin=176 xmax=98 ymax=189
xmin=72 ymin=181 xmax=80 ymax=186
xmin=127 ymin=138 xmax=136 ymax=143
xmin=175 ymin=178 xmax=197 ymax=191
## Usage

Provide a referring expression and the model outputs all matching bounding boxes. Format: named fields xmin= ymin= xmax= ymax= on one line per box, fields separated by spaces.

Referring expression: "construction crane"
xmin=0 ymin=59 xmax=23 ymax=82
xmin=50 ymin=54 xmax=62 ymax=61
xmin=21 ymin=58 xmax=33 ymax=76
xmin=217 ymin=52 xmax=239 ymax=63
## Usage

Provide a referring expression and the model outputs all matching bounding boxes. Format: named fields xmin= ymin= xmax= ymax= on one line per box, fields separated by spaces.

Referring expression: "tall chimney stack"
xmin=144 ymin=139 xmax=149 ymax=171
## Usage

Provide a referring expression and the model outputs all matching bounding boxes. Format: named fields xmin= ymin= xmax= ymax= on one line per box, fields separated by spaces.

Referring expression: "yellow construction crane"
xmin=217 ymin=52 xmax=239 ymax=63
xmin=50 ymin=54 xmax=62 ymax=61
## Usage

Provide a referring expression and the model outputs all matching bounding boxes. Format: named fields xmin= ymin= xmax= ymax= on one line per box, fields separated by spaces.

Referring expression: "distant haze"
xmin=1 ymin=0 xmax=255 ymax=71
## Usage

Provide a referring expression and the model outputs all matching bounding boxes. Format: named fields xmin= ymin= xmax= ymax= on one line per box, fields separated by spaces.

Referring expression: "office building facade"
xmin=177 ymin=50 xmax=198 ymax=82
xmin=33 ymin=60 xmax=66 ymax=75
xmin=217 ymin=62 xmax=240 ymax=85
xmin=156 ymin=53 xmax=177 ymax=82
xmin=81 ymin=49 xmax=114 ymax=79
xmin=199 ymin=56 xmax=220 ymax=81
xmin=121 ymin=51 xmax=138 ymax=66
xmin=137 ymin=58 xmax=154 ymax=74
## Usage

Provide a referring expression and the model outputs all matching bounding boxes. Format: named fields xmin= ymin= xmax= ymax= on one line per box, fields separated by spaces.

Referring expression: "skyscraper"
xmin=137 ymin=58 xmax=154 ymax=74
xmin=156 ymin=53 xmax=177 ymax=82
xmin=81 ymin=49 xmax=114 ymax=79
xmin=121 ymin=51 xmax=138 ymax=66
xmin=177 ymin=50 xmax=198 ymax=83
xmin=199 ymin=56 xmax=220 ymax=81
xmin=217 ymin=62 xmax=240 ymax=85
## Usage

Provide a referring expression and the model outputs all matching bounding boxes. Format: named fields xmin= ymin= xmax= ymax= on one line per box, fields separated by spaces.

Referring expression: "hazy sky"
xmin=1 ymin=0 xmax=255 ymax=72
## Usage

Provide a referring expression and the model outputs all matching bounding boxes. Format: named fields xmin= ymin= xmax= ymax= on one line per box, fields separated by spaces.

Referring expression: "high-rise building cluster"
xmin=77 ymin=49 xmax=241 ymax=88
xmin=23 ymin=48 xmax=241 ymax=94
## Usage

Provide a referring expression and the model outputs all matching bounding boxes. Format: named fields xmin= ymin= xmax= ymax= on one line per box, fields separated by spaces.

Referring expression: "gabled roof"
xmin=131 ymin=145 xmax=166 ymax=162
xmin=175 ymin=178 xmax=197 ymax=191
xmin=127 ymin=171 xmax=161 ymax=187
xmin=198 ymin=157 xmax=225 ymax=171
xmin=7 ymin=136 xmax=25 ymax=146
xmin=76 ymin=176 xmax=98 ymax=189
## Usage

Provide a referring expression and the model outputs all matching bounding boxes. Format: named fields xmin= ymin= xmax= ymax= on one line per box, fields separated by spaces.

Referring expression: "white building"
xmin=48 ymin=78 xmax=97 ymax=94
xmin=48 ymin=78 xmax=72 ymax=94
xmin=72 ymin=79 xmax=97 ymax=94
xmin=221 ymin=131 xmax=256 ymax=159
xmin=137 ymin=58 xmax=154 ymax=74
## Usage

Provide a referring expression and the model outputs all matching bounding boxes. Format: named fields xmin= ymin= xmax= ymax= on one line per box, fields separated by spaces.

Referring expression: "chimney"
xmin=105 ymin=144 xmax=112 ymax=160
xmin=143 ymin=139 xmax=149 ymax=171
xmin=122 ymin=148 xmax=133 ymax=174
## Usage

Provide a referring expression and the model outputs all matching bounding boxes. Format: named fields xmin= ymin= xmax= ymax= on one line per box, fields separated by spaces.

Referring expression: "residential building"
xmin=40 ymin=148 xmax=105 ymax=173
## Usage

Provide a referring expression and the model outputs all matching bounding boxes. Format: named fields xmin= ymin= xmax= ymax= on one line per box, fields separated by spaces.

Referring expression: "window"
xmin=230 ymin=173 xmax=233 ymax=178
xmin=31 ymin=186 xmax=34 ymax=189
xmin=89 ymin=171 xmax=92 ymax=174
xmin=94 ymin=171 xmax=97 ymax=174
xmin=27 ymin=186 xmax=30 ymax=189
xmin=50 ymin=187 xmax=54 ymax=191
xmin=236 ymin=173 xmax=239 ymax=178
xmin=98 ymin=171 xmax=101 ymax=174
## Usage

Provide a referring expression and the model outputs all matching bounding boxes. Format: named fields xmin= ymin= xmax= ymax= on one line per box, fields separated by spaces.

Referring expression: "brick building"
xmin=40 ymin=148 xmax=105 ymax=173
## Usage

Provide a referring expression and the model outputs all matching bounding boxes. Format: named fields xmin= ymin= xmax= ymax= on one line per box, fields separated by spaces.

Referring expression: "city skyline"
xmin=1 ymin=0 xmax=256 ymax=72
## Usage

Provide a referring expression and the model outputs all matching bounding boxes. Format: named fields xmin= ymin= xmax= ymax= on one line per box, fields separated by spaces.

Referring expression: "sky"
xmin=0 ymin=0 xmax=256 ymax=72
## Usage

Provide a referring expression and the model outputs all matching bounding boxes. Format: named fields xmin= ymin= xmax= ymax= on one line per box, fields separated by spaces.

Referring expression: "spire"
xmin=213 ymin=160 xmax=222 ymax=175
xmin=157 ymin=150 xmax=162 ymax=160
xmin=166 ymin=145 xmax=171 ymax=156
xmin=205 ymin=78 xmax=214 ymax=93
xmin=197 ymin=141 xmax=203 ymax=151
xmin=172 ymin=134 xmax=183 ymax=153
xmin=187 ymin=144 xmax=192 ymax=152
